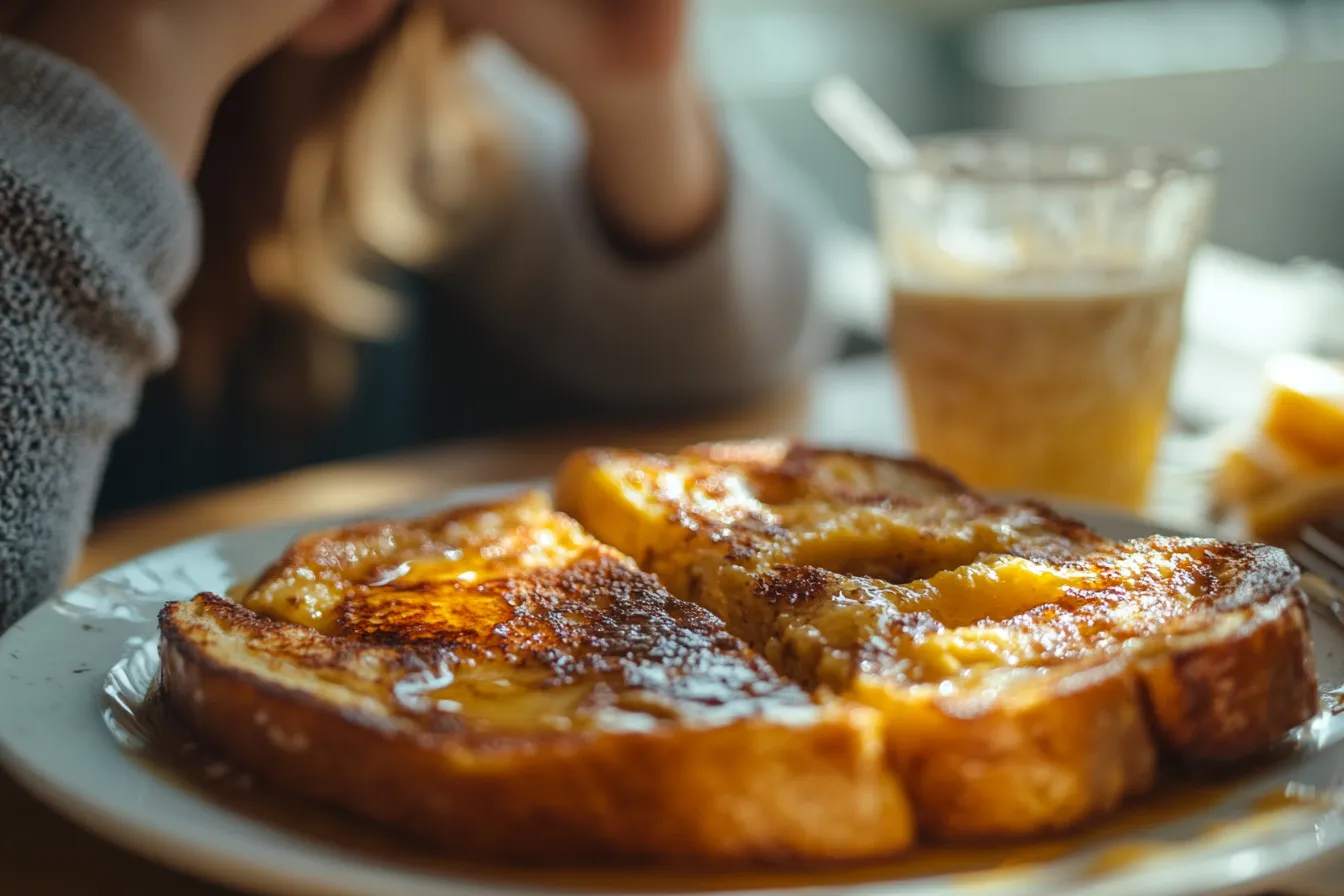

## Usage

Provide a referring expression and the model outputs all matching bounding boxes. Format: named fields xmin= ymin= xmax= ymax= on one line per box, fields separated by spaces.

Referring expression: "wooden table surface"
xmin=1 ymin=360 xmax=1335 ymax=895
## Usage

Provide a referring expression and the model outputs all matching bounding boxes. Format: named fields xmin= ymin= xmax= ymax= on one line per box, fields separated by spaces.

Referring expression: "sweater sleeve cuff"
xmin=0 ymin=36 xmax=198 ymax=306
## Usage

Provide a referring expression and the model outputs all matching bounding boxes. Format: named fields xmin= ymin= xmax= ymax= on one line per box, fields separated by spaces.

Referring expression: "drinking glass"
xmin=873 ymin=133 xmax=1217 ymax=510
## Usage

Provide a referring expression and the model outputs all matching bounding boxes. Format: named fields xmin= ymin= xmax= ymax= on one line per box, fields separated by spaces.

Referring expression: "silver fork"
xmin=1288 ymin=517 xmax=1344 ymax=628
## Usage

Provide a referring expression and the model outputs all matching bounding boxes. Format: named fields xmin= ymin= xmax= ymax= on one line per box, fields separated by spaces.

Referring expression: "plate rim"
xmin=0 ymin=481 xmax=1339 ymax=896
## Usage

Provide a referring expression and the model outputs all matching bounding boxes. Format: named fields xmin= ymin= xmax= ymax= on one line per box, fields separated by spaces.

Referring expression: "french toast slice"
xmin=556 ymin=441 xmax=1105 ymax=650
xmin=158 ymin=492 xmax=914 ymax=865
xmin=555 ymin=441 xmax=1319 ymax=842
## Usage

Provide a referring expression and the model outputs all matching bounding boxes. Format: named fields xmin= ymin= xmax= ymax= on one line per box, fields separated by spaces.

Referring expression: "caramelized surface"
xmin=159 ymin=487 xmax=919 ymax=864
xmin=556 ymin=439 xmax=1318 ymax=841
xmin=232 ymin=492 xmax=817 ymax=735
xmin=558 ymin=443 xmax=1292 ymax=687
xmin=244 ymin=493 xmax=593 ymax=634
xmin=758 ymin=536 xmax=1298 ymax=692
xmin=157 ymin=441 xmax=1317 ymax=862
xmin=556 ymin=442 xmax=1106 ymax=648
xmin=563 ymin=444 xmax=1101 ymax=574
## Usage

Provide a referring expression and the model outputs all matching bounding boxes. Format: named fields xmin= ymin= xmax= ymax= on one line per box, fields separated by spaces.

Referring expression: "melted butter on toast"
xmin=229 ymin=491 xmax=821 ymax=736
xmin=156 ymin=442 xmax=1318 ymax=862
xmin=556 ymin=440 xmax=1319 ymax=842
xmin=158 ymin=485 xmax=918 ymax=863
xmin=761 ymin=537 xmax=1289 ymax=690
xmin=242 ymin=492 xmax=591 ymax=634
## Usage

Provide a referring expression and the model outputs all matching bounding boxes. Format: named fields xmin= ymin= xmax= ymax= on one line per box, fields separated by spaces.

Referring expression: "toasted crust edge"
xmin=554 ymin=443 xmax=1323 ymax=844
xmin=159 ymin=595 xmax=917 ymax=866
xmin=854 ymin=659 xmax=1157 ymax=842
xmin=1139 ymin=588 xmax=1318 ymax=764
xmin=157 ymin=441 xmax=1325 ymax=861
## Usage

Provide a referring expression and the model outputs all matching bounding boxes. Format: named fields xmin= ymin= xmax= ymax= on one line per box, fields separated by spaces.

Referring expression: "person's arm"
xmin=438 ymin=42 xmax=839 ymax=408
xmin=0 ymin=1 xmax=392 ymax=627
xmin=0 ymin=37 xmax=197 ymax=626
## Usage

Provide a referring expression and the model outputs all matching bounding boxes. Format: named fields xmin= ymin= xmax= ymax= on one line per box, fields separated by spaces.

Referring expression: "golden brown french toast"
xmin=158 ymin=492 xmax=914 ymax=865
xmin=555 ymin=441 xmax=1319 ymax=842
xmin=556 ymin=441 xmax=1104 ymax=648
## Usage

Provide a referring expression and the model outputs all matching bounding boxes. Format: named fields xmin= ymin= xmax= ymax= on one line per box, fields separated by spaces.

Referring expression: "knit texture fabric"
xmin=0 ymin=36 xmax=833 ymax=630
xmin=0 ymin=38 xmax=197 ymax=628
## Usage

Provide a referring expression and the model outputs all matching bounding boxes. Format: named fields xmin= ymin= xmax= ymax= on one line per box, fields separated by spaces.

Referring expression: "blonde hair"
xmin=178 ymin=6 xmax=510 ymax=424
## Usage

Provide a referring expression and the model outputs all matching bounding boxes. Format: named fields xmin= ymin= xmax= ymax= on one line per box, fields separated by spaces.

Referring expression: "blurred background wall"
xmin=693 ymin=0 xmax=1344 ymax=267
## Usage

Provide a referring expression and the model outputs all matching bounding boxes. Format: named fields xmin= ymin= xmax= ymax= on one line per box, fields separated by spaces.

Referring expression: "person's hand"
xmin=435 ymin=0 xmax=688 ymax=104
xmin=437 ymin=0 xmax=724 ymax=254
xmin=11 ymin=0 xmax=400 ymax=175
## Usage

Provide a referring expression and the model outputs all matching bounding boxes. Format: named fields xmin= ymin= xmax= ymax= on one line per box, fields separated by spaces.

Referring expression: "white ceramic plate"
xmin=1 ymin=482 xmax=1343 ymax=896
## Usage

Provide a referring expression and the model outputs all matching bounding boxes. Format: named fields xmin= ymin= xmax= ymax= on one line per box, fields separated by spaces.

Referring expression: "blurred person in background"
xmin=0 ymin=0 xmax=832 ymax=627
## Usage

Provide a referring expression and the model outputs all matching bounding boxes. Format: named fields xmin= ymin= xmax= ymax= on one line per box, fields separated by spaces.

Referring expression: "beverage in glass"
xmin=873 ymin=134 xmax=1216 ymax=510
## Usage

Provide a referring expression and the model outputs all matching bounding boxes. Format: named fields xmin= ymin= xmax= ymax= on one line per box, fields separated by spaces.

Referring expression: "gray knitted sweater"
xmin=0 ymin=41 xmax=197 ymax=628
xmin=0 ymin=39 xmax=829 ymax=629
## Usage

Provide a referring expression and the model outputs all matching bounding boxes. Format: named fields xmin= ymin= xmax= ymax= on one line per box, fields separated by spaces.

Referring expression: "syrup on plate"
xmin=104 ymin=636 xmax=1344 ymax=893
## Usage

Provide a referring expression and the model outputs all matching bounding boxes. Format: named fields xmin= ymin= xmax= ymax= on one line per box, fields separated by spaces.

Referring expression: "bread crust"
xmin=157 ymin=492 xmax=916 ymax=865
xmin=860 ymin=661 xmax=1157 ymax=841
xmin=156 ymin=442 xmax=1318 ymax=862
xmin=556 ymin=440 xmax=1319 ymax=844
xmin=1138 ymin=589 xmax=1317 ymax=763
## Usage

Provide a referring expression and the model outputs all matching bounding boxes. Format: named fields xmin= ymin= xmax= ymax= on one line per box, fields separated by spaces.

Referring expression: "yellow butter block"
xmin=1211 ymin=446 xmax=1279 ymax=512
xmin=1244 ymin=471 xmax=1344 ymax=545
xmin=1261 ymin=354 xmax=1344 ymax=465
xmin=1211 ymin=434 xmax=1330 ymax=513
